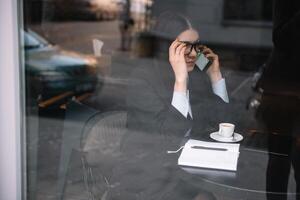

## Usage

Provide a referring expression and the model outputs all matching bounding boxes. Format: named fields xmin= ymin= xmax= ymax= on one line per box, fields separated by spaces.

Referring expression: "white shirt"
xmin=171 ymin=78 xmax=229 ymax=118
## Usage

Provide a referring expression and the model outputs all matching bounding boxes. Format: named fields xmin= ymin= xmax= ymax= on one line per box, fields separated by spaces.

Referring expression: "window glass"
xmin=224 ymin=0 xmax=273 ymax=22
xmin=22 ymin=0 xmax=300 ymax=199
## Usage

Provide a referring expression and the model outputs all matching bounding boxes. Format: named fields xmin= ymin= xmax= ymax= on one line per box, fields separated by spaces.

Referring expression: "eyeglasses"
xmin=180 ymin=40 xmax=204 ymax=55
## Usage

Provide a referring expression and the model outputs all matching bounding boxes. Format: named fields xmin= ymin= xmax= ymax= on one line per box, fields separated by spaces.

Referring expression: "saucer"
xmin=210 ymin=132 xmax=243 ymax=143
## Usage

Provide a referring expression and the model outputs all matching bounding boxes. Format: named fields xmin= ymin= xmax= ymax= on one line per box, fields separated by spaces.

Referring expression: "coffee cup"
xmin=218 ymin=123 xmax=235 ymax=138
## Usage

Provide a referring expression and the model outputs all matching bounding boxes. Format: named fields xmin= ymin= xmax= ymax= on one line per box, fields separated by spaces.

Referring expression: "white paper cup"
xmin=93 ymin=39 xmax=104 ymax=57
xmin=218 ymin=123 xmax=235 ymax=138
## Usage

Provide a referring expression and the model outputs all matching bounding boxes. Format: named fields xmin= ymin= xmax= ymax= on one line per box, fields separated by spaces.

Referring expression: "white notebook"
xmin=178 ymin=139 xmax=240 ymax=171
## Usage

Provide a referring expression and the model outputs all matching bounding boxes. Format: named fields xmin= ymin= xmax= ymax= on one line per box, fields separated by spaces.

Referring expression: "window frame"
xmin=0 ymin=0 xmax=25 ymax=199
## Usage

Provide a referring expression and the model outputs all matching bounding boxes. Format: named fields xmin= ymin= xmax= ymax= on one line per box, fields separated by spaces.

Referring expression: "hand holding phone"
xmin=199 ymin=46 xmax=222 ymax=82
xmin=196 ymin=53 xmax=211 ymax=71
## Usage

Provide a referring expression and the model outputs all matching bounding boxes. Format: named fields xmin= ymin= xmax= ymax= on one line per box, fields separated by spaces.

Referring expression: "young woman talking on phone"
xmin=109 ymin=12 xmax=232 ymax=200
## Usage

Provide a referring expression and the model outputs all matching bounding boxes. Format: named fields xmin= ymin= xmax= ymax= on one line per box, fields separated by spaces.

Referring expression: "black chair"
xmin=57 ymin=100 xmax=100 ymax=200
xmin=80 ymin=111 xmax=127 ymax=200
xmin=56 ymin=100 xmax=126 ymax=200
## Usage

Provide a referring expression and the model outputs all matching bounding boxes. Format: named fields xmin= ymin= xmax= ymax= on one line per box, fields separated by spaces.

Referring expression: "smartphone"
xmin=195 ymin=53 xmax=211 ymax=71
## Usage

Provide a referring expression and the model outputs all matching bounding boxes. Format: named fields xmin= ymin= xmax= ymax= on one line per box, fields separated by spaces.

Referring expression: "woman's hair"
xmin=151 ymin=11 xmax=193 ymax=40
xmin=148 ymin=11 xmax=194 ymax=58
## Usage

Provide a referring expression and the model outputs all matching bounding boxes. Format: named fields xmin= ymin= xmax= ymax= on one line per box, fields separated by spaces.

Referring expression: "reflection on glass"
xmin=21 ymin=0 xmax=299 ymax=199
xmin=24 ymin=29 xmax=99 ymax=107
xmin=253 ymin=0 xmax=300 ymax=199
xmin=224 ymin=0 xmax=272 ymax=22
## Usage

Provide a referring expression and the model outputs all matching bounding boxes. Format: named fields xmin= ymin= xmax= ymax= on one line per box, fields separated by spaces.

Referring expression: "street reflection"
xmin=22 ymin=0 xmax=299 ymax=199
xmin=24 ymin=29 xmax=101 ymax=109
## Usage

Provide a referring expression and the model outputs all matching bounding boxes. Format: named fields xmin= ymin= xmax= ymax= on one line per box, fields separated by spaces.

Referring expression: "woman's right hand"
xmin=169 ymin=39 xmax=188 ymax=92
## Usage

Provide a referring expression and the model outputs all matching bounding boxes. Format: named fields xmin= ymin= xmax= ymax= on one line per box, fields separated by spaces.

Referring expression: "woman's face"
xmin=177 ymin=29 xmax=199 ymax=72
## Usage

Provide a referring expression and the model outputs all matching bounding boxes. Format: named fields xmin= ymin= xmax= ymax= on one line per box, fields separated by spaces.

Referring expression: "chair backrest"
xmin=80 ymin=111 xmax=127 ymax=167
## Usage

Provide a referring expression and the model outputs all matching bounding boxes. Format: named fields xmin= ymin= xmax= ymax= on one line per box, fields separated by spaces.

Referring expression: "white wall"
xmin=0 ymin=0 xmax=22 ymax=199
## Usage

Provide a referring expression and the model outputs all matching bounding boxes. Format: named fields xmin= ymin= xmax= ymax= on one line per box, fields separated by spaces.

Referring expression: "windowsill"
xmin=222 ymin=20 xmax=273 ymax=28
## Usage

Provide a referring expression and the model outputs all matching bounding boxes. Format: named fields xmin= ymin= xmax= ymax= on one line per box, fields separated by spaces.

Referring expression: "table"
xmin=178 ymin=131 xmax=298 ymax=199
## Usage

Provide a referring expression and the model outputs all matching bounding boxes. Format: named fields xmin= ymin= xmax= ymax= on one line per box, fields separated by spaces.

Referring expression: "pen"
xmin=191 ymin=146 xmax=228 ymax=151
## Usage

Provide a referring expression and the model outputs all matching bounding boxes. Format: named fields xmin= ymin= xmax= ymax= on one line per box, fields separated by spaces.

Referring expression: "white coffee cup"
xmin=218 ymin=123 xmax=235 ymax=138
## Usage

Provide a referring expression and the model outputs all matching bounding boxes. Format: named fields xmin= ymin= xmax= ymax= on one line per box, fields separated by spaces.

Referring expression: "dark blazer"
xmin=261 ymin=0 xmax=300 ymax=95
xmin=110 ymin=59 xmax=229 ymax=200
xmin=124 ymin=59 xmax=229 ymax=152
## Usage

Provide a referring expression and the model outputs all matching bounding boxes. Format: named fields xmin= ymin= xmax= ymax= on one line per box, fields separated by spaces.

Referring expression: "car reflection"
xmin=24 ymin=29 xmax=101 ymax=107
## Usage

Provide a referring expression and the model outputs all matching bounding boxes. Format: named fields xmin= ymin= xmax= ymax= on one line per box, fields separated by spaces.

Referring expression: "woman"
xmin=126 ymin=12 xmax=229 ymax=144
xmin=110 ymin=12 xmax=230 ymax=200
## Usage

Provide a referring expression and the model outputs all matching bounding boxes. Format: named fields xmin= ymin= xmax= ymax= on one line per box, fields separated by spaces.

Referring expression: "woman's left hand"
xmin=201 ymin=46 xmax=222 ymax=83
